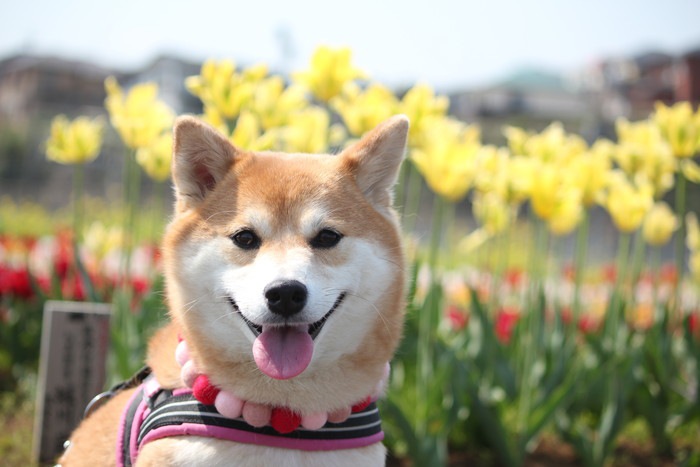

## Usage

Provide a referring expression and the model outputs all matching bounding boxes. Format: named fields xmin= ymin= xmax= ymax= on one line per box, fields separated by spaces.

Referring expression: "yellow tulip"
xmin=503 ymin=126 xmax=532 ymax=156
xmin=615 ymin=118 xmax=675 ymax=197
xmin=280 ymin=107 xmax=331 ymax=154
xmin=473 ymin=145 xmax=507 ymax=195
xmin=186 ymin=60 xmax=264 ymax=120
xmin=250 ymin=77 xmax=308 ymax=130
xmin=528 ymin=161 xmax=584 ymax=234
xmin=653 ymin=101 xmax=700 ymax=158
xmin=473 ymin=192 xmax=510 ymax=235
xmin=569 ymin=139 xmax=614 ymax=207
xmin=523 ymin=122 xmax=587 ymax=163
xmin=46 ymin=115 xmax=103 ymax=164
xmin=230 ymin=111 xmax=277 ymax=151
xmin=398 ymin=83 xmax=449 ymax=147
xmin=293 ymin=46 xmax=366 ymax=102
xmin=547 ymin=189 xmax=584 ymax=236
xmin=200 ymin=105 xmax=230 ymax=137
xmin=529 ymin=162 xmax=567 ymax=217
xmin=473 ymin=146 xmax=532 ymax=205
xmin=83 ymin=221 xmax=124 ymax=260
xmin=242 ymin=63 xmax=270 ymax=82
xmin=681 ymin=159 xmax=700 ymax=183
xmin=135 ymin=132 xmax=173 ymax=182
xmin=411 ymin=117 xmax=481 ymax=202
xmin=104 ymin=77 xmax=174 ymax=149
xmin=604 ymin=171 xmax=654 ymax=233
xmin=509 ymin=122 xmax=589 ymax=234
xmin=642 ymin=201 xmax=678 ymax=246
xmin=331 ymin=82 xmax=398 ymax=137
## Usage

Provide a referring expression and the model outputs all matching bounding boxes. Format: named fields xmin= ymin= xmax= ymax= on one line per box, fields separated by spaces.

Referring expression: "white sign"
xmin=32 ymin=301 xmax=111 ymax=464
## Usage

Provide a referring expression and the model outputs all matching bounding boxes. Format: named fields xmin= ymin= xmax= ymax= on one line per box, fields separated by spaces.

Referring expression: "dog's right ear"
xmin=171 ymin=116 xmax=238 ymax=212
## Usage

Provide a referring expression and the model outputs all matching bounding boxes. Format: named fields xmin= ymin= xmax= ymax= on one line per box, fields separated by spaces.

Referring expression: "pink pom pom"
xmin=214 ymin=391 xmax=244 ymax=419
xmin=180 ymin=360 xmax=198 ymax=388
xmin=327 ymin=406 xmax=351 ymax=423
xmin=242 ymin=402 xmax=271 ymax=427
xmin=175 ymin=340 xmax=190 ymax=367
xmin=192 ymin=374 xmax=220 ymax=405
xmin=301 ymin=411 xmax=328 ymax=430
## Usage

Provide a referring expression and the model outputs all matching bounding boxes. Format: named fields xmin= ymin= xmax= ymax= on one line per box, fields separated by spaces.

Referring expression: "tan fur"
xmin=59 ymin=388 xmax=136 ymax=466
xmin=59 ymin=115 xmax=408 ymax=466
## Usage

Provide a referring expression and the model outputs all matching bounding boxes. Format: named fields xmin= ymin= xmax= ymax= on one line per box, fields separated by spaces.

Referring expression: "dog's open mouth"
xmin=227 ymin=292 xmax=346 ymax=380
xmin=227 ymin=292 xmax=346 ymax=340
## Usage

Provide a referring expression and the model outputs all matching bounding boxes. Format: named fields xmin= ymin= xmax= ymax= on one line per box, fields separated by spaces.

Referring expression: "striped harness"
xmin=116 ymin=372 xmax=384 ymax=466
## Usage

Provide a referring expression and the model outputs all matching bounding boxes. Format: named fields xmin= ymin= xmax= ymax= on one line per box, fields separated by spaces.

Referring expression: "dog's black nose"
xmin=264 ymin=280 xmax=308 ymax=317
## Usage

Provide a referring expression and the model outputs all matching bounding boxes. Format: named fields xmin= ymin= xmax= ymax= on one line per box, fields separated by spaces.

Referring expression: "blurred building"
xmin=449 ymin=68 xmax=590 ymax=144
xmin=573 ymin=46 xmax=700 ymax=121
xmin=676 ymin=47 xmax=700 ymax=104
xmin=0 ymin=54 xmax=202 ymax=208
xmin=0 ymin=55 xmax=116 ymax=125
xmin=449 ymin=44 xmax=700 ymax=143
xmin=0 ymin=54 xmax=202 ymax=125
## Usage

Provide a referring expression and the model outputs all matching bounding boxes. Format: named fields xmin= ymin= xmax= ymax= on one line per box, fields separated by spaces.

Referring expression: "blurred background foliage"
xmin=1 ymin=44 xmax=700 ymax=466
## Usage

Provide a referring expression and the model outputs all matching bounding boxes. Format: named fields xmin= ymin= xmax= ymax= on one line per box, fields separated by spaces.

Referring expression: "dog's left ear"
xmin=342 ymin=115 xmax=409 ymax=209
xmin=171 ymin=116 xmax=239 ymax=212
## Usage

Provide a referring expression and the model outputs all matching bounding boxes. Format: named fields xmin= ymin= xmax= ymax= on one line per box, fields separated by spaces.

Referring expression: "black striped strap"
xmin=138 ymin=391 xmax=383 ymax=444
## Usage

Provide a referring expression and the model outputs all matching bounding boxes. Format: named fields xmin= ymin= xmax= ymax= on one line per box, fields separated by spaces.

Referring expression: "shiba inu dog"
xmin=59 ymin=114 xmax=409 ymax=466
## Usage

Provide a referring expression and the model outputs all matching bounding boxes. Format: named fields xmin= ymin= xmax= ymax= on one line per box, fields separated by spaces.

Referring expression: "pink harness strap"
xmin=117 ymin=377 xmax=384 ymax=466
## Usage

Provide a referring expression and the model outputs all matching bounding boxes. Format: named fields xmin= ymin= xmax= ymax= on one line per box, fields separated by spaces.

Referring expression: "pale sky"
xmin=1 ymin=0 xmax=699 ymax=91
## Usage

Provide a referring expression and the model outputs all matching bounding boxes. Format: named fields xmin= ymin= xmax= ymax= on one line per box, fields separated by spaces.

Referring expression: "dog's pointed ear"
xmin=171 ymin=116 xmax=239 ymax=212
xmin=341 ymin=115 xmax=409 ymax=210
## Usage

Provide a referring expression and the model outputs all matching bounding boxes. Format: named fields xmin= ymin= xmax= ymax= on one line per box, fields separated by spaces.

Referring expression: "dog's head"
xmin=162 ymin=115 xmax=408 ymax=410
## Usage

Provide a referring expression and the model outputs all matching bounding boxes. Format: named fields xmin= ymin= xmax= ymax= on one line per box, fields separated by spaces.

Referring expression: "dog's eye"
xmin=310 ymin=229 xmax=343 ymax=249
xmin=231 ymin=229 xmax=261 ymax=250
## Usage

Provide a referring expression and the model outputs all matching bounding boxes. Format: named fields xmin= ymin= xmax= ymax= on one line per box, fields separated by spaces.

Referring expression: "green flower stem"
xmin=112 ymin=148 xmax=143 ymax=379
xmin=534 ymin=218 xmax=550 ymax=283
xmin=72 ymin=162 xmax=85 ymax=243
xmin=609 ymin=232 xmax=631 ymax=344
xmin=674 ymin=169 xmax=687 ymax=313
xmin=572 ymin=209 xmax=590 ymax=321
xmin=488 ymin=232 xmax=505 ymax=313
xmin=121 ymin=148 xmax=141 ymax=279
xmin=402 ymin=160 xmax=424 ymax=237
xmin=517 ymin=218 xmax=548 ymax=434
xmin=442 ymin=201 xmax=456 ymax=268
xmin=629 ymin=230 xmax=647 ymax=309
xmin=650 ymin=246 xmax=662 ymax=324
xmin=151 ymin=181 xmax=166 ymax=242
xmin=416 ymin=195 xmax=447 ymax=438
xmin=429 ymin=195 xmax=450 ymax=269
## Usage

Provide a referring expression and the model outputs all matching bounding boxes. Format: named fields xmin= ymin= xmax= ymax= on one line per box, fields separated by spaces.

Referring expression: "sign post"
xmin=32 ymin=301 xmax=111 ymax=465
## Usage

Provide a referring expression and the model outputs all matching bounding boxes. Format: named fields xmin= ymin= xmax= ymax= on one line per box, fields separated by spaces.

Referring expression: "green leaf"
xmin=526 ymin=369 xmax=579 ymax=443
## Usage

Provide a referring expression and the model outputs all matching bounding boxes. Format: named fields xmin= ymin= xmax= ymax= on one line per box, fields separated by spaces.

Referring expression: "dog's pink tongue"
xmin=252 ymin=325 xmax=313 ymax=380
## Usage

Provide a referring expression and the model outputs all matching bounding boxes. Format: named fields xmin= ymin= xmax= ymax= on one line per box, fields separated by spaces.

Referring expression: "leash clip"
xmin=83 ymin=390 xmax=115 ymax=419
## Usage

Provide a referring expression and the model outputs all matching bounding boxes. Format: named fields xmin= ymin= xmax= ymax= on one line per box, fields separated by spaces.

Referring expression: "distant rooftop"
xmin=493 ymin=67 xmax=567 ymax=92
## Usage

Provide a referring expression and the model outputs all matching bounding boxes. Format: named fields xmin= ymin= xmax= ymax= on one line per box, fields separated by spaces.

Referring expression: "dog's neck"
xmin=173 ymin=336 xmax=388 ymax=433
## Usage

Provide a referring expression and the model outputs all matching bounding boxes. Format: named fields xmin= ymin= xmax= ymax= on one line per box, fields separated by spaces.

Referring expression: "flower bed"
xmin=2 ymin=46 xmax=700 ymax=465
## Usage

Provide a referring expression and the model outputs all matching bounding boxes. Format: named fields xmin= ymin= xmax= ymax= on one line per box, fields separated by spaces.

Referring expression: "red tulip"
xmin=495 ymin=307 xmax=520 ymax=344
